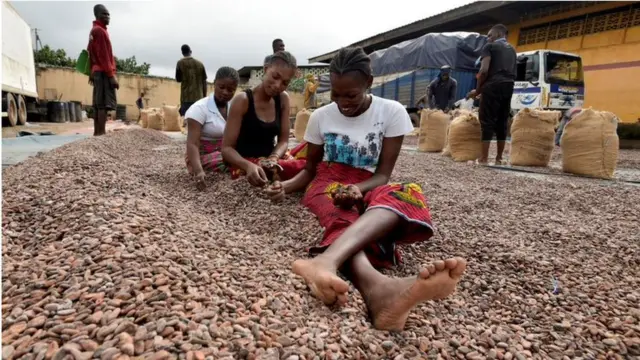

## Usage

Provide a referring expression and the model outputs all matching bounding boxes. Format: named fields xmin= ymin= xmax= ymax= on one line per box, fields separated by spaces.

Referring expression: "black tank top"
xmin=235 ymin=89 xmax=281 ymax=158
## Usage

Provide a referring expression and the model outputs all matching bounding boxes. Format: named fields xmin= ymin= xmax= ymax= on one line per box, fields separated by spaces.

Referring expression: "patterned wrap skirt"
xmin=301 ymin=161 xmax=434 ymax=269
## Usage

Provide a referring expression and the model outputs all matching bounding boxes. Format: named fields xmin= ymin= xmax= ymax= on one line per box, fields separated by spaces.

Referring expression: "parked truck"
xmin=362 ymin=33 xmax=585 ymax=126
xmin=2 ymin=0 xmax=39 ymax=126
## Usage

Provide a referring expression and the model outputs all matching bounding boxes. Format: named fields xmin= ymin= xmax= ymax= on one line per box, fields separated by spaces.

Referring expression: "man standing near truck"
xmin=176 ymin=44 xmax=207 ymax=120
xmin=416 ymin=66 xmax=457 ymax=112
xmin=473 ymin=24 xmax=517 ymax=165
xmin=88 ymin=4 xmax=118 ymax=136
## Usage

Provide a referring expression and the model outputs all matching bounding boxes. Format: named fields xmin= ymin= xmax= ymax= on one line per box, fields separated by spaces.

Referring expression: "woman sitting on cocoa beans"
xmin=221 ymin=51 xmax=306 ymax=188
xmin=265 ymin=47 xmax=467 ymax=331
xmin=185 ymin=67 xmax=239 ymax=190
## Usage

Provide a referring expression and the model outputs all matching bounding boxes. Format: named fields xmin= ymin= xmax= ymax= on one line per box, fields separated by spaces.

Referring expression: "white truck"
xmin=511 ymin=49 xmax=585 ymax=117
xmin=2 ymin=0 xmax=39 ymax=126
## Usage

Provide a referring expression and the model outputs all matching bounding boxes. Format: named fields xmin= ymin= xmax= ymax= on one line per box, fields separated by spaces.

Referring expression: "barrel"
xmin=61 ymin=102 xmax=69 ymax=122
xmin=116 ymin=104 xmax=127 ymax=121
xmin=72 ymin=101 xmax=83 ymax=122
xmin=68 ymin=102 xmax=76 ymax=123
xmin=47 ymin=101 xmax=65 ymax=123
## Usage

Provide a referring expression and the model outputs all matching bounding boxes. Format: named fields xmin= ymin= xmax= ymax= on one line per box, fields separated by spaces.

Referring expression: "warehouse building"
xmin=310 ymin=1 xmax=640 ymax=123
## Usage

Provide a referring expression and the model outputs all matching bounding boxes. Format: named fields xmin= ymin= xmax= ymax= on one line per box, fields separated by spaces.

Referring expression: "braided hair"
xmin=214 ymin=66 xmax=239 ymax=83
xmin=329 ymin=47 xmax=372 ymax=78
xmin=265 ymin=51 xmax=297 ymax=69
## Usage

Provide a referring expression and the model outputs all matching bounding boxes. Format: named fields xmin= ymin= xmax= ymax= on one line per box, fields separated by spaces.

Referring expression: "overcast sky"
xmin=12 ymin=0 xmax=474 ymax=78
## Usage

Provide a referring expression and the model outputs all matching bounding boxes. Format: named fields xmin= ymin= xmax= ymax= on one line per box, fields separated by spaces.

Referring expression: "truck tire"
xmin=17 ymin=95 xmax=27 ymax=125
xmin=409 ymin=113 xmax=420 ymax=127
xmin=5 ymin=93 xmax=18 ymax=127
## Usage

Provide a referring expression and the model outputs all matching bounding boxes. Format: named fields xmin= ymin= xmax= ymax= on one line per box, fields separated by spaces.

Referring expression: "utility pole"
xmin=32 ymin=28 xmax=43 ymax=52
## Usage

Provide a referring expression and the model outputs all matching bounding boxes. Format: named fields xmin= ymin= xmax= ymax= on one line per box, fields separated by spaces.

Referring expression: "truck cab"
xmin=512 ymin=50 xmax=585 ymax=116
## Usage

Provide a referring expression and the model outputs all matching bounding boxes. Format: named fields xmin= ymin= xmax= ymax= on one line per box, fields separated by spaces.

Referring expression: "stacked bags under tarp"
xmin=510 ymin=108 xmax=560 ymax=167
xmin=417 ymin=109 xmax=450 ymax=152
xmin=443 ymin=111 xmax=482 ymax=161
xmin=560 ymin=108 xmax=619 ymax=179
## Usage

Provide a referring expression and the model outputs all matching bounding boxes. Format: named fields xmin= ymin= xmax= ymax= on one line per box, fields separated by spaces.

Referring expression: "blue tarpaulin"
xmin=369 ymin=32 xmax=488 ymax=76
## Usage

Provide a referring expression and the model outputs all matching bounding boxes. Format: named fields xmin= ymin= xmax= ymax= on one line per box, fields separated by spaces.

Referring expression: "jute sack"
xmin=162 ymin=105 xmax=181 ymax=131
xmin=510 ymin=108 xmax=560 ymax=167
xmin=147 ymin=108 xmax=164 ymax=130
xmin=560 ymin=108 xmax=619 ymax=179
xmin=447 ymin=112 xmax=482 ymax=162
xmin=140 ymin=109 xmax=150 ymax=128
xmin=418 ymin=109 xmax=450 ymax=152
xmin=294 ymin=109 xmax=312 ymax=142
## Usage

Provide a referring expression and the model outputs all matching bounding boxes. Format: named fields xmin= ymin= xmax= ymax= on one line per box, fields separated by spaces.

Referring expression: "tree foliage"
xmin=34 ymin=45 xmax=151 ymax=75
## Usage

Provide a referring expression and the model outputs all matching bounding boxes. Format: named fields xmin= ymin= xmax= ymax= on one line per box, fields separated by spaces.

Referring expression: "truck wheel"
xmin=409 ymin=113 xmax=420 ymax=127
xmin=5 ymin=93 xmax=18 ymax=127
xmin=17 ymin=95 xmax=27 ymax=125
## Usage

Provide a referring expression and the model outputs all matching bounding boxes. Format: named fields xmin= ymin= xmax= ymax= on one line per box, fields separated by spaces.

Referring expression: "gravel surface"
xmin=3 ymin=129 xmax=639 ymax=360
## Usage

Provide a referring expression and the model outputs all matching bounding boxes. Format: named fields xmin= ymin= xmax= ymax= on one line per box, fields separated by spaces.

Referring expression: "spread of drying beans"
xmin=2 ymin=129 xmax=639 ymax=360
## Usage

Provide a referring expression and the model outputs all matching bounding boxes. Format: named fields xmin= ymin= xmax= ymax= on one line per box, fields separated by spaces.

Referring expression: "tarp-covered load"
xmin=369 ymin=32 xmax=488 ymax=77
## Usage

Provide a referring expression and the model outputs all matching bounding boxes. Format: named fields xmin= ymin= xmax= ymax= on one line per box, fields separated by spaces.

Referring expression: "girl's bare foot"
xmin=292 ymin=258 xmax=350 ymax=306
xmin=365 ymin=257 xmax=467 ymax=331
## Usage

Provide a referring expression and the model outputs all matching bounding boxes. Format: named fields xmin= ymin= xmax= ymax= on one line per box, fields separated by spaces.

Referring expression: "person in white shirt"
xmin=454 ymin=91 xmax=476 ymax=111
xmin=185 ymin=67 xmax=238 ymax=190
xmin=265 ymin=47 xmax=467 ymax=331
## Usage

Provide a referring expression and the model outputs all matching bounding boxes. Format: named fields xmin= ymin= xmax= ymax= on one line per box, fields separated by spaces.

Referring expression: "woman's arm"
xmin=221 ymin=94 xmax=254 ymax=171
xmin=186 ymin=119 xmax=204 ymax=174
xmin=280 ymin=143 xmax=323 ymax=194
xmin=354 ymin=135 xmax=404 ymax=193
xmin=271 ymin=92 xmax=292 ymax=159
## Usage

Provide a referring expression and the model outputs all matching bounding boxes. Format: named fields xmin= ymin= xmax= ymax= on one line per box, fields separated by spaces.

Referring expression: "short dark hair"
xmin=214 ymin=66 xmax=239 ymax=83
xmin=265 ymin=51 xmax=297 ymax=69
xmin=272 ymin=38 xmax=283 ymax=49
xmin=93 ymin=4 xmax=106 ymax=17
xmin=181 ymin=44 xmax=191 ymax=56
xmin=491 ymin=24 xmax=508 ymax=37
xmin=329 ymin=47 xmax=372 ymax=78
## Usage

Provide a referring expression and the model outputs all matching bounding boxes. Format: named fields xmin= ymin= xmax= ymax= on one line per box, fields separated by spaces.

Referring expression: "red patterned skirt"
xmin=302 ymin=162 xmax=434 ymax=269
xmin=186 ymin=139 xmax=307 ymax=180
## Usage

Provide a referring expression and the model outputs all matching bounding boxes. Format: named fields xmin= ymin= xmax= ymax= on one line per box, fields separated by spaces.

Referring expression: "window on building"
xmin=518 ymin=4 xmax=637 ymax=45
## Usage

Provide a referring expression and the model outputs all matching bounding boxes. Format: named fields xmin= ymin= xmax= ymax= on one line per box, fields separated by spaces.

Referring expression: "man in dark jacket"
xmin=416 ymin=66 xmax=457 ymax=112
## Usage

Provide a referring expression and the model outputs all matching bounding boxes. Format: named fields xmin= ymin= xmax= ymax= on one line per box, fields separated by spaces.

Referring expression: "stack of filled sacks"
xmin=294 ymin=109 xmax=312 ymax=142
xmin=162 ymin=105 xmax=181 ymax=132
xmin=560 ymin=108 xmax=619 ymax=179
xmin=417 ymin=109 xmax=450 ymax=152
xmin=510 ymin=108 xmax=561 ymax=167
xmin=146 ymin=108 xmax=164 ymax=131
xmin=443 ymin=111 xmax=482 ymax=161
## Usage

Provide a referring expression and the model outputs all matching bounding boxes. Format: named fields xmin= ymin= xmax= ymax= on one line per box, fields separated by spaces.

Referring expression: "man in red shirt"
xmin=88 ymin=4 xmax=118 ymax=136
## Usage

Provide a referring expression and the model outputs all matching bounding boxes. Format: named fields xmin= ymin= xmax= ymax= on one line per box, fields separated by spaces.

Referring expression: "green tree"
xmin=115 ymin=56 xmax=150 ymax=75
xmin=34 ymin=45 xmax=151 ymax=75
xmin=34 ymin=45 xmax=76 ymax=67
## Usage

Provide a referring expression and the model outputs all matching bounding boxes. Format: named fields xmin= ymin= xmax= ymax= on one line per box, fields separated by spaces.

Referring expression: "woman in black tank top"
xmin=221 ymin=51 xmax=306 ymax=187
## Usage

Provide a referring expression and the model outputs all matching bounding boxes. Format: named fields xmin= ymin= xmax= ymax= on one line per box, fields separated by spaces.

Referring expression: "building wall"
xmin=35 ymin=66 xmax=306 ymax=120
xmin=504 ymin=2 xmax=640 ymax=123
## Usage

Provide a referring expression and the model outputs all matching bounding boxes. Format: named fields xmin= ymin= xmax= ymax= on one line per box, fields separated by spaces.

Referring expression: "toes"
xmin=336 ymin=293 xmax=348 ymax=306
xmin=434 ymin=260 xmax=446 ymax=271
xmin=444 ymin=258 xmax=458 ymax=270
xmin=418 ymin=268 xmax=430 ymax=279
xmin=330 ymin=278 xmax=350 ymax=294
xmin=449 ymin=257 xmax=467 ymax=278
xmin=427 ymin=264 xmax=436 ymax=275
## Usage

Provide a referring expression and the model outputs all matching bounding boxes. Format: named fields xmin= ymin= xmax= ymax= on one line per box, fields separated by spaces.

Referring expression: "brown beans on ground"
xmin=2 ymin=129 xmax=639 ymax=360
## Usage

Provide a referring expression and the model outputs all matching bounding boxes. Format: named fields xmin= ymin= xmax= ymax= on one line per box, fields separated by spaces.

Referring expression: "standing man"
xmin=304 ymin=74 xmax=319 ymax=109
xmin=88 ymin=4 xmax=117 ymax=136
xmin=136 ymin=92 xmax=144 ymax=121
xmin=264 ymin=38 xmax=285 ymax=64
xmin=176 ymin=44 xmax=207 ymax=121
xmin=472 ymin=24 xmax=517 ymax=165
xmin=415 ymin=66 xmax=457 ymax=112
